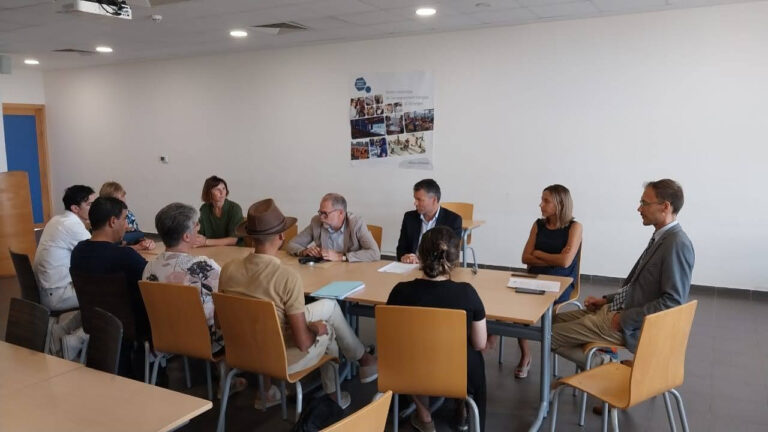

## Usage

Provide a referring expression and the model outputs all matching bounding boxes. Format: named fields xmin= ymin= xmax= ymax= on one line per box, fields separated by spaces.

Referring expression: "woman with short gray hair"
xmin=142 ymin=202 xmax=247 ymax=395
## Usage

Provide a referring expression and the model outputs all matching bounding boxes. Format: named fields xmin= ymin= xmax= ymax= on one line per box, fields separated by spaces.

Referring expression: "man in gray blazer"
xmin=286 ymin=193 xmax=380 ymax=262
xmin=551 ymin=179 xmax=695 ymax=367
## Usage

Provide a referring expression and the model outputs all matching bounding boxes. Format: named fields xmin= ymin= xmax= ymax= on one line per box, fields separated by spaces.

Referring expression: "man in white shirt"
xmin=33 ymin=185 xmax=95 ymax=358
xmin=34 ymin=185 xmax=96 ymax=311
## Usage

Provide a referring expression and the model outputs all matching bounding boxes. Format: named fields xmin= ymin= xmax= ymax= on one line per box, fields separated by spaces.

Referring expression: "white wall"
xmin=0 ymin=65 xmax=46 ymax=171
xmin=42 ymin=2 xmax=768 ymax=291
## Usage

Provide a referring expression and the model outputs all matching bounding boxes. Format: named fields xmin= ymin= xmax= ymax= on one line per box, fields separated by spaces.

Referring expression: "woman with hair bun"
xmin=386 ymin=226 xmax=488 ymax=432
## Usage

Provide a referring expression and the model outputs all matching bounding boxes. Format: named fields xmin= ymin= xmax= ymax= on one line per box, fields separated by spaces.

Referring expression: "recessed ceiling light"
xmin=229 ymin=29 xmax=248 ymax=38
xmin=24 ymin=58 xmax=40 ymax=65
xmin=416 ymin=7 xmax=437 ymax=16
xmin=95 ymin=46 xmax=113 ymax=53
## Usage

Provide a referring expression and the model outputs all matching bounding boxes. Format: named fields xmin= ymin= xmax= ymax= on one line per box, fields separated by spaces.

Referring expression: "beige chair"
xmin=549 ymin=301 xmax=698 ymax=432
xmin=213 ymin=292 xmax=340 ymax=432
xmin=366 ymin=224 xmax=382 ymax=250
xmin=138 ymin=281 xmax=224 ymax=400
xmin=321 ymin=391 xmax=392 ymax=432
xmin=441 ymin=202 xmax=477 ymax=269
xmin=551 ymin=247 xmax=584 ymax=374
xmin=283 ymin=223 xmax=299 ymax=247
xmin=376 ymin=305 xmax=480 ymax=432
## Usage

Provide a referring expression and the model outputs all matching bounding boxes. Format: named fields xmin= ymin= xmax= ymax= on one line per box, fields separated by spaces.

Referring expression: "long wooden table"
xmin=0 ymin=340 xmax=212 ymax=431
xmin=142 ymin=245 xmax=570 ymax=431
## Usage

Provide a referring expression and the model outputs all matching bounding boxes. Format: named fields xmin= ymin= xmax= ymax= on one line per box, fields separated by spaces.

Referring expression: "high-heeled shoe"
xmin=514 ymin=358 xmax=531 ymax=379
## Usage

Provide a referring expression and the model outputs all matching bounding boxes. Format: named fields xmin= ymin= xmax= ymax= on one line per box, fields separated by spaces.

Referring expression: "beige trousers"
xmin=286 ymin=299 xmax=365 ymax=393
xmin=551 ymin=305 xmax=625 ymax=369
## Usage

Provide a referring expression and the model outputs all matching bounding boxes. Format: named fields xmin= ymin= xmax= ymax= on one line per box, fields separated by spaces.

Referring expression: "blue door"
xmin=3 ymin=114 xmax=44 ymax=223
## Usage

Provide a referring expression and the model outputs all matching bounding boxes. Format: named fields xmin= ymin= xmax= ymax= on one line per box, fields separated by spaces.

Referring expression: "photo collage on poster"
xmin=350 ymin=94 xmax=433 ymax=161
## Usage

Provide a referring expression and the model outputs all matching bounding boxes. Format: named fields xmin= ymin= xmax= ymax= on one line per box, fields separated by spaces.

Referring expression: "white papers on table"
xmin=507 ymin=277 xmax=560 ymax=293
xmin=378 ymin=262 xmax=419 ymax=274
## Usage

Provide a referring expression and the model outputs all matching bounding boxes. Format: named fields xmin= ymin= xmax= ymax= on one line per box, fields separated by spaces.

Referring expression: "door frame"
xmin=2 ymin=103 xmax=53 ymax=224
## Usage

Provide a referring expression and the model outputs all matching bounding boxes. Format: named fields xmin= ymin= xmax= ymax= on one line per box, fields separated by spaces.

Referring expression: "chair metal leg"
xmin=392 ymin=393 xmax=399 ymax=432
xmin=333 ymin=363 xmax=342 ymax=409
xmin=467 ymin=395 xmax=481 ymax=432
xmin=601 ymin=402 xmax=609 ymax=432
xmin=280 ymin=381 xmax=288 ymax=420
xmin=553 ymin=352 xmax=559 ymax=377
xmin=498 ymin=336 xmax=504 ymax=364
xmin=295 ymin=380 xmax=303 ymax=423
xmin=257 ymin=374 xmax=267 ymax=412
xmin=144 ymin=341 xmax=151 ymax=384
xmin=216 ymin=368 xmax=239 ymax=432
xmin=205 ymin=361 xmax=212 ymax=401
xmin=611 ymin=408 xmax=619 ymax=432
xmin=44 ymin=317 xmax=55 ymax=355
xmin=579 ymin=347 xmax=600 ymax=426
xmin=549 ymin=387 xmax=564 ymax=432
xmin=663 ymin=392 xmax=677 ymax=432
xmin=150 ymin=355 xmax=161 ymax=385
xmin=669 ymin=389 xmax=690 ymax=432
xmin=183 ymin=356 xmax=192 ymax=388
xmin=78 ymin=336 xmax=89 ymax=364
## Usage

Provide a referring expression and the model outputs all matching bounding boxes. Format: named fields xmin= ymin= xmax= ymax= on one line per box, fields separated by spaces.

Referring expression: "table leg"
xmin=528 ymin=305 xmax=553 ymax=432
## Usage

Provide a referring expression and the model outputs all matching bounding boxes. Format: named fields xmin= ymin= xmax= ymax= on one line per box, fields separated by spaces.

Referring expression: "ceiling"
xmin=0 ymin=0 xmax=758 ymax=70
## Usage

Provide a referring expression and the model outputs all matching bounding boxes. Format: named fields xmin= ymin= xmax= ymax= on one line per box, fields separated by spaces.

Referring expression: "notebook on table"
xmin=310 ymin=281 xmax=366 ymax=300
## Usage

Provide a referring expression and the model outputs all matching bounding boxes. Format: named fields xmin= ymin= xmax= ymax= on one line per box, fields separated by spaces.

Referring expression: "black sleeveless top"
xmin=528 ymin=219 xmax=579 ymax=304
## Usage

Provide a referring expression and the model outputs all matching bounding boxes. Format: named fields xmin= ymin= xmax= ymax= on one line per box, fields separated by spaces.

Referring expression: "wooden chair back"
xmin=366 ymin=224 xmax=383 ymax=250
xmin=321 ymin=391 xmax=393 ymax=432
xmin=0 ymin=172 xmax=36 ymax=276
xmin=212 ymin=292 xmax=289 ymax=379
xmin=86 ymin=307 xmax=123 ymax=374
xmin=283 ymin=223 xmax=299 ymax=246
xmin=375 ymin=305 xmax=467 ymax=398
xmin=5 ymin=297 xmax=49 ymax=352
xmin=71 ymin=271 xmax=148 ymax=342
xmin=139 ymin=281 xmax=213 ymax=360
xmin=628 ymin=300 xmax=698 ymax=406
xmin=9 ymin=249 xmax=41 ymax=304
xmin=555 ymin=246 xmax=582 ymax=313
xmin=244 ymin=218 xmax=298 ymax=249
xmin=441 ymin=202 xmax=473 ymax=244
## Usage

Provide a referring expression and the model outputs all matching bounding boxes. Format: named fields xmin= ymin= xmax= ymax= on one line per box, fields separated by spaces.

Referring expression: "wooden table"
xmin=0 ymin=340 xmax=83 ymax=395
xmin=141 ymin=245 xmax=568 ymax=431
xmin=0 ymin=341 xmax=212 ymax=431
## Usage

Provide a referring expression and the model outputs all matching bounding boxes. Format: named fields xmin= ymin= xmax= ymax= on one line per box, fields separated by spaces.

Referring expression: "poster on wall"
xmin=349 ymin=71 xmax=434 ymax=169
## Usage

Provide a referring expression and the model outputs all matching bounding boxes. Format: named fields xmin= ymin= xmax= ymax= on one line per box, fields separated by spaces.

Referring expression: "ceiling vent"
xmin=251 ymin=22 xmax=309 ymax=35
xmin=53 ymin=48 xmax=96 ymax=56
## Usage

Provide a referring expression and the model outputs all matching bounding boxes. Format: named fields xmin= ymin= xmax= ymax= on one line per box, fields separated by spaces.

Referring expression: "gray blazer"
xmin=608 ymin=223 xmax=695 ymax=352
xmin=285 ymin=212 xmax=381 ymax=262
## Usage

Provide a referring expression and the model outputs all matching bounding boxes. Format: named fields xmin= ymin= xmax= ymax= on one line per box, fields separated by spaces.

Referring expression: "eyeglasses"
xmin=317 ymin=209 xmax=341 ymax=218
xmin=639 ymin=200 xmax=665 ymax=207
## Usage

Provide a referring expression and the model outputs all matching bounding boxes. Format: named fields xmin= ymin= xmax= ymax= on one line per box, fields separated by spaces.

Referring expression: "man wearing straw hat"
xmin=219 ymin=199 xmax=378 ymax=409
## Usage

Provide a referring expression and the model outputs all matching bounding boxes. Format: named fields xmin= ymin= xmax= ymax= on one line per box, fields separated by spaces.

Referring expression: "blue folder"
xmin=310 ymin=281 xmax=365 ymax=300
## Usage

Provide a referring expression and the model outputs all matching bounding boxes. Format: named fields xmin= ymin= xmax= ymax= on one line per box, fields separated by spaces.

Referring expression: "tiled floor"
xmin=2 ymin=276 xmax=767 ymax=431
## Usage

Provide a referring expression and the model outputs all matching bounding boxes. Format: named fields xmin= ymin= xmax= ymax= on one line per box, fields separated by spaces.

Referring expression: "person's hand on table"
xmin=136 ymin=238 xmax=155 ymax=250
xmin=301 ymin=246 xmax=322 ymax=257
xmin=321 ymin=249 xmax=343 ymax=262
xmin=308 ymin=321 xmax=328 ymax=336
xmin=192 ymin=234 xmax=207 ymax=247
xmin=400 ymin=253 xmax=419 ymax=264
xmin=583 ymin=296 xmax=607 ymax=312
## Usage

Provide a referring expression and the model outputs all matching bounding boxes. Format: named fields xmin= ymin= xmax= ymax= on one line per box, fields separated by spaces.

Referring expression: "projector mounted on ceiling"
xmin=58 ymin=0 xmax=132 ymax=20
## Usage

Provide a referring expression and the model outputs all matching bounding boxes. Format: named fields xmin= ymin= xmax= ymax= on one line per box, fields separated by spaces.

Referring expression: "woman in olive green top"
xmin=195 ymin=176 xmax=243 ymax=247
